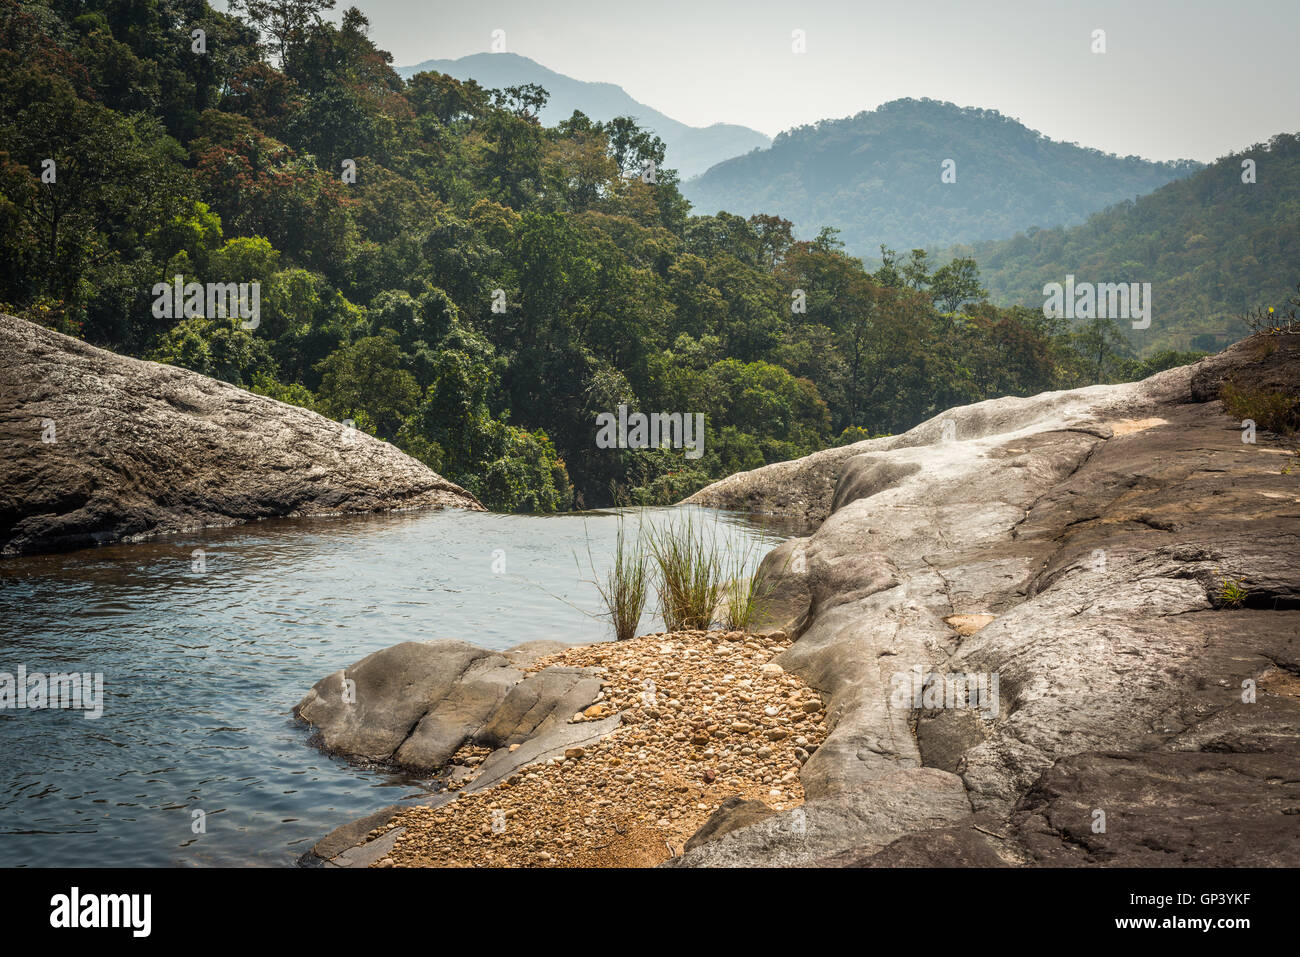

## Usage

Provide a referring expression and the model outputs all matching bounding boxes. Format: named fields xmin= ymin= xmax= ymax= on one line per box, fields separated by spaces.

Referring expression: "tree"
xmin=314 ymin=332 xmax=420 ymax=439
xmin=930 ymin=257 xmax=987 ymax=313
xmin=229 ymin=0 xmax=338 ymax=64
xmin=597 ymin=116 xmax=666 ymax=180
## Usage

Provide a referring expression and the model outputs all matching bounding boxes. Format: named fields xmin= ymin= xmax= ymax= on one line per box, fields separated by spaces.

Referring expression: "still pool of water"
xmin=0 ymin=505 xmax=792 ymax=867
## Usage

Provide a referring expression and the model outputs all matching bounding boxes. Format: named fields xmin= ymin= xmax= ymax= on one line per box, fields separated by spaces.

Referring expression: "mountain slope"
xmin=956 ymin=131 xmax=1300 ymax=353
xmin=397 ymin=52 xmax=770 ymax=178
xmin=682 ymin=98 xmax=1201 ymax=256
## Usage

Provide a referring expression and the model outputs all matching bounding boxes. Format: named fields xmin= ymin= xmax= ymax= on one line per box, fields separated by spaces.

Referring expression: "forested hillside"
xmin=952 ymin=132 xmax=1300 ymax=354
xmin=397 ymin=53 xmax=771 ymax=179
xmin=683 ymin=98 xmax=1201 ymax=256
xmin=0 ymin=0 xmax=1206 ymax=512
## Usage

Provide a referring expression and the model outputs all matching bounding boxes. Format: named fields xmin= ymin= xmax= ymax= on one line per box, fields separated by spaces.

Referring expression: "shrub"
xmin=1221 ymin=378 xmax=1298 ymax=435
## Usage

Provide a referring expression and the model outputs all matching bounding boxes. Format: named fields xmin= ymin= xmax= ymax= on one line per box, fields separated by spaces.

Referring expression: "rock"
xmin=683 ymin=797 xmax=779 ymax=852
xmin=395 ymin=653 xmax=520 ymax=769
xmin=671 ymin=333 xmax=1300 ymax=868
xmin=475 ymin=667 xmax=604 ymax=749
xmin=295 ymin=643 xmax=606 ymax=772
xmin=295 ymin=641 xmax=510 ymax=766
xmin=943 ymin=614 xmax=996 ymax=637
xmin=0 ymin=313 xmax=481 ymax=556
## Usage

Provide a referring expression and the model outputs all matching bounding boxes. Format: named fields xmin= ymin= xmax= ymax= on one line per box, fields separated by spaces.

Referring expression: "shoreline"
xmin=305 ymin=628 xmax=828 ymax=868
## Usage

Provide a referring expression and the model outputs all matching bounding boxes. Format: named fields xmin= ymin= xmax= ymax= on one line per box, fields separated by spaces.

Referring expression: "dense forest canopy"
xmin=0 ymin=0 xmax=1209 ymax=512
xmin=947 ymin=133 xmax=1300 ymax=355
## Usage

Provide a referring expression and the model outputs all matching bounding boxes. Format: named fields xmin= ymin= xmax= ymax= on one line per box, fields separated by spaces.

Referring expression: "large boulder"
xmin=295 ymin=641 xmax=510 ymax=765
xmin=0 ymin=313 xmax=481 ymax=556
xmin=294 ymin=639 xmax=607 ymax=772
xmin=672 ymin=333 xmax=1300 ymax=867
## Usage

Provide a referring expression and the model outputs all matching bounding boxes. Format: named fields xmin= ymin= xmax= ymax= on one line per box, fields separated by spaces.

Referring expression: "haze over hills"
xmin=397 ymin=52 xmax=771 ymax=179
xmin=951 ymin=131 xmax=1300 ymax=355
xmin=682 ymin=98 xmax=1203 ymax=258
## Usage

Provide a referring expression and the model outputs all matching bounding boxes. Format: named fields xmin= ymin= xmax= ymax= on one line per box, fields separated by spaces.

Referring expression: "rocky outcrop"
xmin=294 ymin=639 xmax=609 ymax=773
xmin=0 ymin=313 xmax=482 ymax=556
xmin=671 ymin=333 xmax=1300 ymax=867
xmin=300 ymin=629 xmax=825 ymax=868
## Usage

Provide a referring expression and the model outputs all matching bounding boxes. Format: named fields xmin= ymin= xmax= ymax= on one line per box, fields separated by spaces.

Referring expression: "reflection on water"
xmin=0 ymin=505 xmax=791 ymax=867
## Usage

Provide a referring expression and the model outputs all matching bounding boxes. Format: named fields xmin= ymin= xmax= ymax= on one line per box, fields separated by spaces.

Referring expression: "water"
xmin=0 ymin=506 xmax=792 ymax=867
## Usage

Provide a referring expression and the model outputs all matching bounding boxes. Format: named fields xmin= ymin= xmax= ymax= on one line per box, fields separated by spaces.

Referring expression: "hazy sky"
xmin=290 ymin=0 xmax=1297 ymax=162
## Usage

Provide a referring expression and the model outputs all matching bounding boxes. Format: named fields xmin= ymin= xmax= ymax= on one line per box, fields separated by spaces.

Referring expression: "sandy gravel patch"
xmin=376 ymin=629 xmax=827 ymax=867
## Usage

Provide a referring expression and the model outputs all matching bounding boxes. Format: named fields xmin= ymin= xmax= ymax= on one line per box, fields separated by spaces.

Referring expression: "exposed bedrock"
xmin=671 ymin=334 xmax=1300 ymax=866
xmin=0 ymin=314 xmax=482 ymax=556
xmin=293 ymin=639 xmax=605 ymax=774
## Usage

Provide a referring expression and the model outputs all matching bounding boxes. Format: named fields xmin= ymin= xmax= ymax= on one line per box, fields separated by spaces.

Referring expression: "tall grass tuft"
xmin=588 ymin=517 xmax=649 ymax=641
xmin=720 ymin=541 xmax=777 ymax=632
xmin=647 ymin=512 xmax=723 ymax=632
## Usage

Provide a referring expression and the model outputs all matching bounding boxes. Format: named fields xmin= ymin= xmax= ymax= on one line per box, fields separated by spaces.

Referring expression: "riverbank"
xmin=301 ymin=627 xmax=827 ymax=867
xmin=379 ymin=628 xmax=825 ymax=867
xmin=299 ymin=332 xmax=1299 ymax=869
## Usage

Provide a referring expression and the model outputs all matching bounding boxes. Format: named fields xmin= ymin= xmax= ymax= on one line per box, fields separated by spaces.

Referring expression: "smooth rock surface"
xmin=294 ymin=640 xmax=607 ymax=772
xmin=0 ymin=313 xmax=481 ymax=556
xmin=673 ymin=334 xmax=1300 ymax=867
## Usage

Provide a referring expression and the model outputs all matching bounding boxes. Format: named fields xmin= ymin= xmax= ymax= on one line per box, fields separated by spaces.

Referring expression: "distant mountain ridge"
xmin=682 ymin=98 xmax=1203 ymax=257
xmin=953 ymin=131 xmax=1300 ymax=354
xmin=397 ymin=52 xmax=770 ymax=179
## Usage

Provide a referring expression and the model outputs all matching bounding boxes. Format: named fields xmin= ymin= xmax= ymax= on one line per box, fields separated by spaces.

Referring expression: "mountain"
xmin=957 ymin=131 xmax=1300 ymax=354
xmin=681 ymin=98 xmax=1202 ymax=257
xmin=397 ymin=52 xmax=771 ymax=179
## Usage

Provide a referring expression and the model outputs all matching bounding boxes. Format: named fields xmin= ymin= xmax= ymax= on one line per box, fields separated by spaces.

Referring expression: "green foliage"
xmin=646 ymin=513 xmax=724 ymax=633
xmin=720 ymin=541 xmax=775 ymax=633
xmin=0 ymin=0 xmax=1245 ymax=516
xmin=583 ymin=517 xmax=649 ymax=642
xmin=1221 ymin=379 xmax=1298 ymax=435
xmin=148 ymin=316 xmax=279 ymax=388
xmin=314 ymin=332 xmax=419 ymax=440
xmin=959 ymin=133 xmax=1300 ymax=355
xmin=1218 ymin=578 xmax=1248 ymax=609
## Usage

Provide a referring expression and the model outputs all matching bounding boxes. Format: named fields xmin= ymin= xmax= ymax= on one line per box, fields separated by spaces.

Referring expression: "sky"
xmin=278 ymin=0 xmax=1298 ymax=163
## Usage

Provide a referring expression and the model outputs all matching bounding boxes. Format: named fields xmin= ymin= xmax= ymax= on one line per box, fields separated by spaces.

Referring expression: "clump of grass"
xmin=1221 ymin=378 xmax=1298 ymax=435
xmin=1218 ymin=577 xmax=1249 ymax=609
xmin=646 ymin=512 xmax=723 ymax=632
xmin=720 ymin=541 xmax=781 ymax=632
xmin=586 ymin=517 xmax=649 ymax=641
